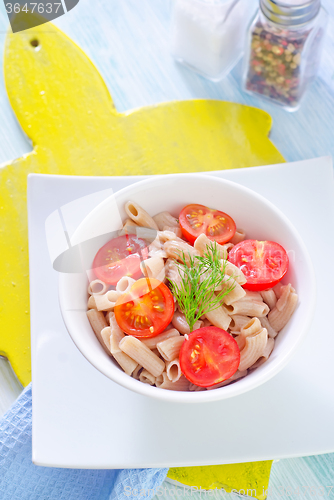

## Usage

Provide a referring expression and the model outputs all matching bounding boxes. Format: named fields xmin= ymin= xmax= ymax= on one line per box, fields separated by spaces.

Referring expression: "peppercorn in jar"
xmin=243 ymin=0 xmax=327 ymax=111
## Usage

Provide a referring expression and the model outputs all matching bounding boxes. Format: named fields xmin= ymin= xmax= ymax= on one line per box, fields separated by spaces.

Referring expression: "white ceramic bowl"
xmin=59 ymin=174 xmax=316 ymax=403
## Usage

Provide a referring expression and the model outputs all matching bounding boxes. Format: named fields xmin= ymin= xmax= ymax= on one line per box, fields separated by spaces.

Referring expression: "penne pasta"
xmin=86 ymin=309 xmax=109 ymax=354
xmin=125 ymin=201 xmax=158 ymax=230
xmin=132 ymin=365 xmax=143 ymax=380
xmin=139 ymin=369 xmax=156 ymax=385
xmin=157 ymin=336 xmax=185 ymax=361
xmin=101 ymin=326 xmax=112 ymax=351
xmin=251 ymin=338 xmax=275 ymax=369
xmin=141 ymin=328 xmax=180 ymax=349
xmin=172 ymin=310 xmax=202 ymax=335
xmin=194 ymin=233 xmax=228 ymax=259
xmin=206 ymin=370 xmax=248 ymax=389
xmin=116 ymin=276 xmax=136 ymax=294
xmin=88 ymin=279 xmax=109 ymax=296
xmin=94 ymin=290 xmax=121 ymax=311
xmin=166 ymin=358 xmax=182 ymax=382
xmin=268 ymin=284 xmax=298 ymax=332
xmin=119 ymin=336 xmax=165 ymax=377
xmin=221 ymin=260 xmax=247 ymax=285
xmin=153 ymin=211 xmax=179 ymax=231
xmin=223 ymin=299 xmax=270 ymax=317
xmin=230 ymin=228 xmax=246 ymax=245
xmin=238 ymin=327 xmax=268 ymax=371
xmin=164 ymin=240 xmax=200 ymax=266
xmin=159 ymin=373 xmax=190 ymax=391
xmin=140 ymin=256 xmax=165 ymax=281
xmin=259 ymin=316 xmax=278 ymax=339
xmin=260 ymin=289 xmax=277 ymax=310
xmin=87 ymin=295 xmax=97 ymax=310
xmin=119 ymin=218 xmax=139 ymax=236
xmin=162 ymin=226 xmax=183 ymax=238
xmin=113 ymin=351 xmax=138 ymax=376
xmin=220 ymin=277 xmax=246 ymax=305
xmin=229 ymin=315 xmax=252 ymax=332
xmin=204 ymin=303 xmax=231 ymax=331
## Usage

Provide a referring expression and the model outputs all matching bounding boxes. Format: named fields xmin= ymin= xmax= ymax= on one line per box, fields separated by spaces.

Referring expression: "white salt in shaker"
xmin=170 ymin=0 xmax=258 ymax=81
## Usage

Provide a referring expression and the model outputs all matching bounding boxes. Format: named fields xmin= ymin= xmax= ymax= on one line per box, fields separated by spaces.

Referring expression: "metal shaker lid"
xmin=260 ymin=0 xmax=321 ymax=26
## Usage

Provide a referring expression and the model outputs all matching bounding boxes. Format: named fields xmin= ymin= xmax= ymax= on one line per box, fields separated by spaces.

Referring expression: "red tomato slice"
xmin=179 ymin=204 xmax=236 ymax=245
xmin=92 ymin=235 xmax=148 ymax=285
xmin=114 ymin=278 xmax=175 ymax=338
xmin=179 ymin=327 xmax=240 ymax=387
xmin=228 ymin=240 xmax=289 ymax=291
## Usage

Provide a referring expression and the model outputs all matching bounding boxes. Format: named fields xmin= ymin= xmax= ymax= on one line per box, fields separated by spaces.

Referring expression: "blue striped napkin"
xmin=0 ymin=384 xmax=168 ymax=500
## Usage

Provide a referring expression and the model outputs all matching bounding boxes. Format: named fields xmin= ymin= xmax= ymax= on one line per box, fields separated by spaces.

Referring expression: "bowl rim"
xmin=59 ymin=172 xmax=316 ymax=403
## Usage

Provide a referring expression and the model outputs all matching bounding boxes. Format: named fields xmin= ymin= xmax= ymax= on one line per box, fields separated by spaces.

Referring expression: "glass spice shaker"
xmin=171 ymin=0 xmax=258 ymax=81
xmin=243 ymin=0 xmax=328 ymax=111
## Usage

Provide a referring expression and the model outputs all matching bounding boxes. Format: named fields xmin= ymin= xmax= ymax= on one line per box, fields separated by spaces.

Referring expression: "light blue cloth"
xmin=0 ymin=384 xmax=168 ymax=500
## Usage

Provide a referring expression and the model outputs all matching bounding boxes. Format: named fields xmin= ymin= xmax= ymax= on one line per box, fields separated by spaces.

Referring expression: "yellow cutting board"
xmin=0 ymin=13 xmax=284 ymax=388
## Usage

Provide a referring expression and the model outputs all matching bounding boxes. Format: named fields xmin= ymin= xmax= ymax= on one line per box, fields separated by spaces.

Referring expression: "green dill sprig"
xmin=167 ymin=242 xmax=235 ymax=332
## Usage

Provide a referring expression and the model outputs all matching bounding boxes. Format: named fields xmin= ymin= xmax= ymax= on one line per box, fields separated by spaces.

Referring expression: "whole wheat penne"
xmin=125 ymin=201 xmax=158 ymax=230
xmin=116 ymin=276 xmax=136 ymax=294
xmin=251 ymin=338 xmax=275 ymax=369
xmin=94 ymin=290 xmax=121 ymax=311
xmin=140 ymin=256 xmax=165 ymax=281
xmin=119 ymin=218 xmax=139 ymax=236
xmin=229 ymin=315 xmax=252 ymax=332
xmin=275 ymin=284 xmax=293 ymax=311
xmin=101 ymin=327 xmax=112 ymax=351
xmin=109 ymin=329 xmax=125 ymax=354
xmin=230 ymin=228 xmax=246 ymax=245
xmin=164 ymin=240 xmax=200 ymax=266
xmin=119 ymin=336 xmax=165 ymax=377
xmin=166 ymin=358 xmax=182 ymax=382
xmin=240 ymin=317 xmax=262 ymax=337
xmin=162 ymin=226 xmax=183 ymax=238
xmin=260 ymin=289 xmax=277 ymax=310
xmin=204 ymin=304 xmax=231 ymax=331
xmin=88 ymin=279 xmax=109 ymax=296
xmin=153 ymin=211 xmax=179 ymax=230
xmin=87 ymin=296 xmax=97 ymax=309
xmin=157 ymin=336 xmax=185 ymax=361
xmin=139 ymin=369 xmax=156 ymax=385
xmin=244 ymin=290 xmax=263 ymax=302
xmin=155 ymin=373 xmax=164 ymax=387
xmin=206 ymin=370 xmax=248 ymax=389
xmin=142 ymin=328 xmax=180 ymax=349
xmin=132 ymin=365 xmax=143 ymax=380
xmin=86 ymin=309 xmax=109 ymax=353
xmin=221 ymin=277 xmax=246 ymax=305
xmin=268 ymin=287 xmax=298 ymax=332
xmin=159 ymin=373 xmax=190 ymax=391
xmin=259 ymin=316 xmax=278 ymax=338
xmin=238 ymin=328 xmax=268 ymax=371
xmin=236 ymin=317 xmax=263 ymax=350
xmin=189 ymin=383 xmax=206 ymax=392
xmin=172 ymin=310 xmax=202 ymax=335
xmin=223 ymin=299 xmax=269 ymax=317
xmin=194 ymin=233 xmax=228 ymax=259
xmin=113 ymin=351 xmax=138 ymax=376
xmin=221 ymin=260 xmax=247 ymax=285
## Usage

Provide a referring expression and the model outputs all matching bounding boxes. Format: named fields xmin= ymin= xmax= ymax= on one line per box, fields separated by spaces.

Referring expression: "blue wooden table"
xmin=0 ymin=0 xmax=333 ymax=498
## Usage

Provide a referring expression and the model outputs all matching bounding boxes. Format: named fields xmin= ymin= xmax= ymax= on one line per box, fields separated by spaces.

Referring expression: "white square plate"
xmin=28 ymin=157 xmax=334 ymax=468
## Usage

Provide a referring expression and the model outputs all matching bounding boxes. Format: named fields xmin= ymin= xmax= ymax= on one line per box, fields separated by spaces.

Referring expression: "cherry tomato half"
xmin=179 ymin=327 xmax=240 ymax=387
xmin=114 ymin=278 xmax=175 ymax=338
xmin=228 ymin=239 xmax=289 ymax=292
xmin=92 ymin=235 xmax=148 ymax=286
xmin=179 ymin=204 xmax=236 ymax=245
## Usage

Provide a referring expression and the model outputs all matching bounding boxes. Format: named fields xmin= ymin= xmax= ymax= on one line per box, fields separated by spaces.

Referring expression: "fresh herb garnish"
xmin=167 ymin=242 xmax=235 ymax=332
